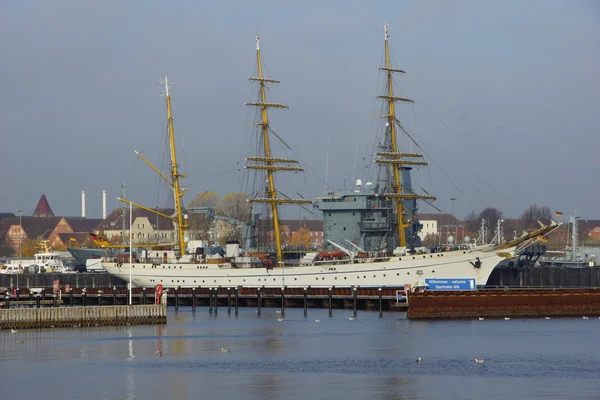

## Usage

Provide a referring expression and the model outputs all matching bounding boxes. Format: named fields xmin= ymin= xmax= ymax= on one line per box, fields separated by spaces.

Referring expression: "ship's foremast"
xmin=245 ymin=36 xmax=311 ymax=266
xmin=162 ymin=77 xmax=189 ymax=256
xmin=375 ymin=24 xmax=436 ymax=248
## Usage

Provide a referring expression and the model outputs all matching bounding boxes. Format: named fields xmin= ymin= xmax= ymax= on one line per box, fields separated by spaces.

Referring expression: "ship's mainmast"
xmin=245 ymin=36 xmax=311 ymax=265
xmin=375 ymin=24 xmax=435 ymax=248
xmin=163 ymin=77 xmax=188 ymax=255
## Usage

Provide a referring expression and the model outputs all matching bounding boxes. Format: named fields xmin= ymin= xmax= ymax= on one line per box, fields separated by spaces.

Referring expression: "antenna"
xmin=352 ymin=139 xmax=359 ymax=184
xmin=160 ymin=76 xmax=173 ymax=97
xmin=325 ymin=137 xmax=330 ymax=189
xmin=383 ymin=23 xmax=389 ymax=41
xmin=256 ymin=35 xmax=260 ymax=50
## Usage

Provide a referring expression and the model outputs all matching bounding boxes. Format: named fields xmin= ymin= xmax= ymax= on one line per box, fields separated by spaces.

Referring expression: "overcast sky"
xmin=1 ymin=0 xmax=598 ymax=221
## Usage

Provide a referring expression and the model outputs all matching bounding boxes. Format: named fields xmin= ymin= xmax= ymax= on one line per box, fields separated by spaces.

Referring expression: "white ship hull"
xmin=102 ymin=246 xmax=511 ymax=289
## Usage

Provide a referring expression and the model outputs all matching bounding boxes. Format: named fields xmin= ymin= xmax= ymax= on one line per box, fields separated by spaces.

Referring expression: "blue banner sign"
xmin=425 ymin=278 xmax=476 ymax=291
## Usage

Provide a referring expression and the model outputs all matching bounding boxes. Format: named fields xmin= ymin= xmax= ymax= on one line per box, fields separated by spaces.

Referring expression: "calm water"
xmin=1 ymin=308 xmax=599 ymax=400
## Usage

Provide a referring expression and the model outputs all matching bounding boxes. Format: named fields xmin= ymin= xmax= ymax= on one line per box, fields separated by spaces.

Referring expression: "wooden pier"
xmin=0 ymin=304 xmax=166 ymax=330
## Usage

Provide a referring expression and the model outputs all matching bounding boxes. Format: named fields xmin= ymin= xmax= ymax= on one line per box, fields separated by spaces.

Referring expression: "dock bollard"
xmin=112 ymin=286 xmax=117 ymax=305
xmin=97 ymin=291 xmax=102 ymax=306
xmin=142 ymin=288 xmax=147 ymax=305
xmin=280 ymin=287 xmax=285 ymax=317
xmin=227 ymin=288 xmax=231 ymax=314
xmin=378 ymin=288 xmax=383 ymax=318
xmin=234 ymin=287 xmax=239 ymax=315
xmin=82 ymin=288 xmax=87 ymax=307
xmin=257 ymin=288 xmax=261 ymax=316
xmin=353 ymin=287 xmax=357 ymax=318
xmin=303 ymin=287 xmax=308 ymax=316
xmin=328 ymin=287 xmax=333 ymax=317
xmin=191 ymin=287 xmax=196 ymax=311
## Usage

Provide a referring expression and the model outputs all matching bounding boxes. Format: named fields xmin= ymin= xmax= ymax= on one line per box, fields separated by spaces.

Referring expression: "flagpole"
xmin=129 ymin=202 xmax=133 ymax=306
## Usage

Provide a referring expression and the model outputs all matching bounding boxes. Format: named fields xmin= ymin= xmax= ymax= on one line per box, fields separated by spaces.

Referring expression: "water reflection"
xmin=1 ymin=308 xmax=600 ymax=400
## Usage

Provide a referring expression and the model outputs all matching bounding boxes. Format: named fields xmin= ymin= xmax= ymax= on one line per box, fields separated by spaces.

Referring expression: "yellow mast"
xmin=163 ymin=77 xmax=188 ymax=256
xmin=375 ymin=24 xmax=435 ymax=248
xmin=245 ymin=36 xmax=311 ymax=265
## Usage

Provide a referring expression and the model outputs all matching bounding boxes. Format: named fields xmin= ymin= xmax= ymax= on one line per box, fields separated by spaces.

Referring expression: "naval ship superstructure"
xmin=314 ymin=23 xmax=432 ymax=256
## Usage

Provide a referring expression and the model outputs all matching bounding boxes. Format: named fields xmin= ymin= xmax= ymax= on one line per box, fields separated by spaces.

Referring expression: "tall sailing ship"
xmin=101 ymin=29 xmax=558 ymax=289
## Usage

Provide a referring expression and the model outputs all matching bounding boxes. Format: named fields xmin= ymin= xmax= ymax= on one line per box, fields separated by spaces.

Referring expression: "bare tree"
xmin=464 ymin=210 xmax=479 ymax=233
xmin=520 ymin=205 xmax=552 ymax=229
xmin=216 ymin=192 xmax=252 ymax=222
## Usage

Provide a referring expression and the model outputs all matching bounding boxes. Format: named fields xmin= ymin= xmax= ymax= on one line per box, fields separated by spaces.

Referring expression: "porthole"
xmin=344 ymin=277 xmax=347 ymax=279
xmin=432 ymin=270 xmax=436 ymax=273
xmin=407 ymin=272 xmax=410 ymax=275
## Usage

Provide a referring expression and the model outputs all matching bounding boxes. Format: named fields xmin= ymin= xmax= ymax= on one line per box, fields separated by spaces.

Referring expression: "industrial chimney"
xmin=81 ymin=191 xmax=86 ymax=218
xmin=102 ymin=190 xmax=107 ymax=219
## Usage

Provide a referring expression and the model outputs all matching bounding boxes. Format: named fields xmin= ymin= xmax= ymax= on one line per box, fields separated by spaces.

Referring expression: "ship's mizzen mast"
xmin=245 ymin=35 xmax=311 ymax=265
xmin=374 ymin=24 xmax=435 ymax=248
xmin=162 ymin=77 xmax=188 ymax=256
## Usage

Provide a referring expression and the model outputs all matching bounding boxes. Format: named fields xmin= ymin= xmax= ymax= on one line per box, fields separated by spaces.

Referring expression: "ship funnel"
xmin=81 ymin=191 xmax=86 ymax=218
xmin=102 ymin=190 xmax=107 ymax=219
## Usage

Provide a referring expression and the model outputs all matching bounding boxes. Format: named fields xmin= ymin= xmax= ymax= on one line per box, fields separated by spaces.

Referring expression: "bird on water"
xmin=156 ymin=351 xmax=162 ymax=356
xmin=221 ymin=348 xmax=230 ymax=353
xmin=475 ymin=359 xmax=485 ymax=364
xmin=416 ymin=357 xmax=422 ymax=363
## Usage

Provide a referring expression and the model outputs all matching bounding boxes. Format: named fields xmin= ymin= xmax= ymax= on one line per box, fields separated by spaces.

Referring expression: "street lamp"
xmin=16 ymin=209 xmax=23 ymax=291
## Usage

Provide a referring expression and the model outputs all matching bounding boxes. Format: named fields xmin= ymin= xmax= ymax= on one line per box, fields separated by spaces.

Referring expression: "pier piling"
xmin=82 ymin=289 xmax=87 ymax=307
xmin=234 ymin=287 xmax=239 ymax=315
xmin=191 ymin=287 xmax=196 ymax=311
xmin=142 ymin=288 xmax=147 ymax=305
xmin=209 ymin=288 xmax=213 ymax=313
xmin=328 ymin=288 xmax=333 ymax=317
xmin=214 ymin=288 xmax=218 ymax=315
xmin=280 ymin=287 xmax=285 ymax=317
xmin=378 ymin=288 xmax=383 ymax=317
xmin=257 ymin=288 xmax=262 ymax=316
xmin=303 ymin=287 xmax=308 ymax=316
xmin=353 ymin=287 xmax=357 ymax=317
xmin=112 ymin=287 xmax=116 ymax=305
xmin=227 ymin=288 xmax=231 ymax=314
xmin=175 ymin=287 xmax=179 ymax=311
